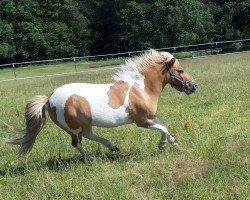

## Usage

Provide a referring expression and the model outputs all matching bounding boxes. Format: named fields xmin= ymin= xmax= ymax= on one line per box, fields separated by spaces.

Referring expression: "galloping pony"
xmin=6 ymin=50 xmax=197 ymax=157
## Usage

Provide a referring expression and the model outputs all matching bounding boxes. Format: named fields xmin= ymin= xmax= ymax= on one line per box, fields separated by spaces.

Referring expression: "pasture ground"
xmin=0 ymin=52 xmax=249 ymax=199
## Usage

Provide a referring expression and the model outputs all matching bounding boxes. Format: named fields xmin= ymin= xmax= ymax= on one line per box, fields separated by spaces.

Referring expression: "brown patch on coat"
xmin=47 ymin=101 xmax=82 ymax=148
xmin=64 ymin=95 xmax=92 ymax=130
xmin=108 ymin=80 xmax=129 ymax=109
xmin=125 ymin=61 xmax=168 ymax=128
xmin=126 ymin=83 xmax=155 ymax=127
xmin=136 ymin=59 xmax=172 ymax=116
xmin=48 ymin=102 xmax=68 ymax=131
xmin=47 ymin=103 xmax=59 ymax=125
xmin=143 ymin=64 xmax=166 ymax=107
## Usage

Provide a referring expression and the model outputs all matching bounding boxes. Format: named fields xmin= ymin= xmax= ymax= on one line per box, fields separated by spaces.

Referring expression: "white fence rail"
xmin=0 ymin=39 xmax=249 ymax=83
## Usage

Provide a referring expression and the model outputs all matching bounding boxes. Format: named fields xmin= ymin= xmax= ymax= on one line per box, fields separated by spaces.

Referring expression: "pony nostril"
xmin=193 ymin=84 xmax=197 ymax=90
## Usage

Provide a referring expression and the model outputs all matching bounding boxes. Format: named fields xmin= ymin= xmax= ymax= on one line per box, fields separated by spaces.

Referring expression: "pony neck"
xmin=141 ymin=65 xmax=167 ymax=105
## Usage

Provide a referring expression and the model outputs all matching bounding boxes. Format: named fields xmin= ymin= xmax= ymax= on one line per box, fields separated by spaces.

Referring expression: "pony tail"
xmin=5 ymin=96 xmax=49 ymax=155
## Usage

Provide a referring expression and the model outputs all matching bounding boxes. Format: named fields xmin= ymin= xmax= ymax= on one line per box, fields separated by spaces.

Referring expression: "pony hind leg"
xmin=82 ymin=127 xmax=119 ymax=151
xmin=70 ymin=132 xmax=85 ymax=157
xmin=62 ymin=128 xmax=89 ymax=159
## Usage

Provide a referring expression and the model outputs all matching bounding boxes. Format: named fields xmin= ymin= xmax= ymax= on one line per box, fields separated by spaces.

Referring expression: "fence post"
xmin=12 ymin=63 xmax=16 ymax=79
xmin=74 ymin=57 xmax=77 ymax=72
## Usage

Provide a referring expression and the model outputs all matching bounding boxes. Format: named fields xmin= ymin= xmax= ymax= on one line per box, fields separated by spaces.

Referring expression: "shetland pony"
xmin=6 ymin=50 xmax=197 ymax=157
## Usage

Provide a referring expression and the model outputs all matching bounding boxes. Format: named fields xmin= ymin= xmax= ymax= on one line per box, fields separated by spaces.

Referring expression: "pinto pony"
xmin=6 ymin=50 xmax=197 ymax=156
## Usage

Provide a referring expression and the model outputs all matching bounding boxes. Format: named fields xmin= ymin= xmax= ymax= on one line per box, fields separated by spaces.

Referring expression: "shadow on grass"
xmin=0 ymin=150 xmax=141 ymax=177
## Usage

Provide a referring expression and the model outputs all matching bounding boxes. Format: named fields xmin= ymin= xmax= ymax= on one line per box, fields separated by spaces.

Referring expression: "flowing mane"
xmin=113 ymin=50 xmax=174 ymax=81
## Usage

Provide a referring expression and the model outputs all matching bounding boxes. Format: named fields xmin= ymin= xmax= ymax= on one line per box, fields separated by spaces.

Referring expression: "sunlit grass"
xmin=0 ymin=52 xmax=249 ymax=199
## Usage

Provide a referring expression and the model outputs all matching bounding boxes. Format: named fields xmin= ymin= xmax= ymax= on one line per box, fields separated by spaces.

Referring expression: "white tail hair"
xmin=5 ymin=96 xmax=49 ymax=155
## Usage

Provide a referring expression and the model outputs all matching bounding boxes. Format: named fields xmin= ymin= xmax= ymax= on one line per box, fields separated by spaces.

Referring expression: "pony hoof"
xmin=109 ymin=146 xmax=120 ymax=151
xmin=173 ymin=143 xmax=182 ymax=150
xmin=158 ymin=147 xmax=166 ymax=151
xmin=173 ymin=142 xmax=179 ymax=147
xmin=84 ymin=155 xmax=94 ymax=162
xmin=158 ymin=144 xmax=166 ymax=151
xmin=158 ymin=140 xmax=167 ymax=149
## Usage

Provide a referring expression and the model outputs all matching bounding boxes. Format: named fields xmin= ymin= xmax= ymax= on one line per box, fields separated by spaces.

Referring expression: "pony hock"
xmin=5 ymin=50 xmax=197 ymax=157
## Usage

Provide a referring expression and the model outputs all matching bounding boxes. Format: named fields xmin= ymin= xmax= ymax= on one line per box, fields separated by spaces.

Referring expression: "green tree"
xmin=118 ymin=1 xmax=153 ymax=51
xmin=42 ymin=22 xmax=76 ymax=58
xmin=205 ymin=0 xmax=250 ymax=40
xmin=0 ymin=0 xmax=91 ymax=63
xmin=89 ymin=0 xmax=128 ymax=54
xmin=0 ymin=0 xmax=249 ymax=63
xmin=0 ymin=21 xmax=16 ymax=62
xmin=117 ymin=0 xmax=214 ymax=51
xmin=37 ymin=0 xmax=90 ymax=58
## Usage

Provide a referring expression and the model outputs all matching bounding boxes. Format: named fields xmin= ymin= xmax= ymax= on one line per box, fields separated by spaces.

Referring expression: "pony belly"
xmin=91 ymin=108 xmax=132 ymax=127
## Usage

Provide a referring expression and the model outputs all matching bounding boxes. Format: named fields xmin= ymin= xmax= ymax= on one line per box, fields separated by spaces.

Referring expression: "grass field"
xmin=0 ymin=52 xmax=249 ymax=199
xmin=0 ymin=58 xmax=124 ymax=81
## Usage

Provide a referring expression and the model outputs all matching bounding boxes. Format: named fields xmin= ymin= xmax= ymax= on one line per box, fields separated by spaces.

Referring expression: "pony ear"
xmin=169 ymin=58 xmax=176 ymax=66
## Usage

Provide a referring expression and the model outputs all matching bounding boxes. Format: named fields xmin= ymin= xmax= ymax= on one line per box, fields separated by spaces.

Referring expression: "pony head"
xmin=162 ymin=53 xmax=197 ymax=94
xmin=113 ymin=50 xmax=197 ymax=95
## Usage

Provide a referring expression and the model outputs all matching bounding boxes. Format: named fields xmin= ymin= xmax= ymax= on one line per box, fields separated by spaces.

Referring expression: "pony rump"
xmin=5 ymin=96 xmax=49 ymax=155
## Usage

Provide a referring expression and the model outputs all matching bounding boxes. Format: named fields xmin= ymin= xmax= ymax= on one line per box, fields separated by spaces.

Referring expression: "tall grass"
xmin=0 ymin=52 xmax=249 ymax=199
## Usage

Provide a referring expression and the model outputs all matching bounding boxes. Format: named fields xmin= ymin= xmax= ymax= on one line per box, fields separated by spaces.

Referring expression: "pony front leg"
xmin=147 ymin=117 xmax=178 ymax=150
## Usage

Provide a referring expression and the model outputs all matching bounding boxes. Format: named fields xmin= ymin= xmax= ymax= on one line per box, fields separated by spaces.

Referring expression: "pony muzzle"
xmin=183 ymin=81 xmax=197 ymax=94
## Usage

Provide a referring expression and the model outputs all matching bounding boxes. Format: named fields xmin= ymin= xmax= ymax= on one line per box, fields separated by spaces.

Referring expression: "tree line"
xmin=0 ymin=0 xmax=249 ymax=63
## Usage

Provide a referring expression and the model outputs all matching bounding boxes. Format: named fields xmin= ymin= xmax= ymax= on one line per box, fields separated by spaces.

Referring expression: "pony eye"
xmin=177 ymin=70 xmax=184 ymax=74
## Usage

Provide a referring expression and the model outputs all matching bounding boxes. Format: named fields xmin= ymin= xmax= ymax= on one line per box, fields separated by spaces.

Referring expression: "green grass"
xmin=0 ymin=52 xmax=249 ymax=199
xmin=0 ymin=58 xmax=124 ymax=81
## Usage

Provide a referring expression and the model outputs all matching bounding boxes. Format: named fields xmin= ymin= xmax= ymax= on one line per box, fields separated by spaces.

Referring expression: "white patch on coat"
xmin=49 ymin=83 xmax=127 ymax=132
xmin=113 ymin=59 xmax=145 ymax=91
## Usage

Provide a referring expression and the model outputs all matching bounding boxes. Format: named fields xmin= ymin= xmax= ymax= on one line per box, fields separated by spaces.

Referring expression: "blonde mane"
xmin=113 ymin=50 xmax=174 ymax=81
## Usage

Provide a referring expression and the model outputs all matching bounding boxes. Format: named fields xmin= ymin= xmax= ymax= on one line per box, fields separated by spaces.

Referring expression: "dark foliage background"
xmin=0 ymin=0 xmax=249 ymax=63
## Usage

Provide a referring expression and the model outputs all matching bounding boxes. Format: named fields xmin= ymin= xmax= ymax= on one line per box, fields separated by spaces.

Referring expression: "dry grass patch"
xmin=223 ymin=184 xmax=242 ymax=198
xmin=170 ymin=157 xmax=217 ymax=183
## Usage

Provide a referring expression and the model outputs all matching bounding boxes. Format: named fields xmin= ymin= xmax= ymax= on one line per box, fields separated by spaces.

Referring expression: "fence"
xmin=0 ymin=39 xmax=249 ymax=82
